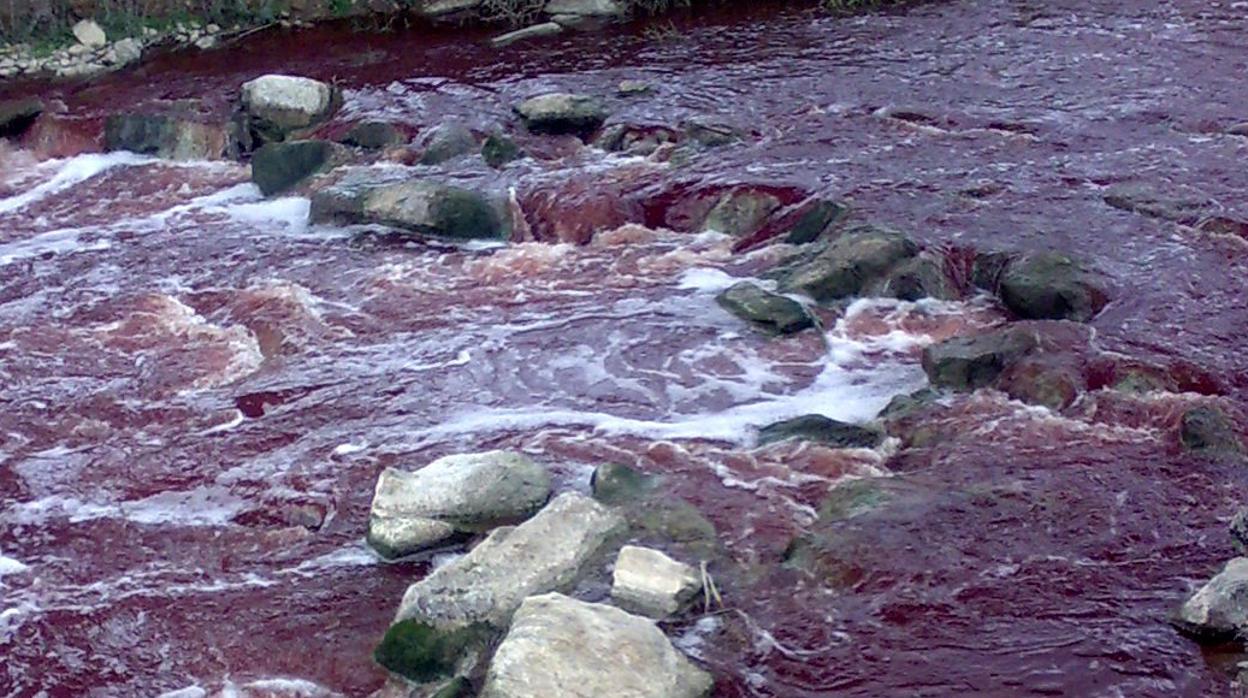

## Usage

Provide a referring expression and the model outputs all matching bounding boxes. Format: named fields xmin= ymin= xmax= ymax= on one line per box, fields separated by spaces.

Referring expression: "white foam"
xmin=0 ymin=553 xmax=29 ymax=576
xmin=0 ymin=151 xmax=153 ymax=215
xmin=8 ymin=487 xmax=246 ymax=527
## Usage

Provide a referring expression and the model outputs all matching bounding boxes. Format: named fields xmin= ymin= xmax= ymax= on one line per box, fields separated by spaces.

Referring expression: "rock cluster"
xmin=0 ymin=19 xmax=229 ymax=81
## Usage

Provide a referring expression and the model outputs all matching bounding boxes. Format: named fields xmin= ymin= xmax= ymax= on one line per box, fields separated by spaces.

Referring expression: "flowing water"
xmin=2 ymin=0 xmax=1247 ymax=695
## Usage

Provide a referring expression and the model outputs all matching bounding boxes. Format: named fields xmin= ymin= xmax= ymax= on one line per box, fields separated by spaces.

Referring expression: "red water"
xmin=2 ymin=1 xmax=1248 ymax=696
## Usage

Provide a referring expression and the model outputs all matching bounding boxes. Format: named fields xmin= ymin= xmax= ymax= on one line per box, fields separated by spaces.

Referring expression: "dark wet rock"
xmin=921 ymin=326 xmax=1039 ymax=391
xmin=594 ymin=123 xmax=678 ymax=156
xmin=997 ymin=252 xmax=1109 ymax=322
xmin=681 ymin=117 xmax=743 ymax=147
xmin=1233 ymin=509 xmax=1248 ymax=554
xmin=240 ymin=74 xmax=341 ymax=146
xmin=715 ymin=282 xmax=813 ymax=335
xmin=996 ymin=354 xmax=1084 ymax=410
xmin=779 ymin=226 xmax=920 ymax=302
xmin=104 ymin=113 xmax=231 ymax=160
xmin=251 ymin=139 xmax=344 ymax=196
xmin=481 ymin=133 xmax=524 ymax=168
xmin=591 ymin=462 xmax=658 ymax=505
xmin=419 ymin=121 xmax=477 ymax=165
xmin=1171 ymin=558 xmax=1248 ymax=641
xmin=971 ymin=250 xmax=1013 ymax=290
xmin=491 ymin=22 xmax=563 ymax=47
xmin=879 ymin=387 xmax=940 ymax=420
xmin=784 ymin=199 xmax=848 ymax=245
xmin=701 ymin=189 xmax=781 ymax=236
xmin=480 ymin=593 xmax=712 ymax=698
xmin=0 ymin=97 xmax=44 ymax=139
xmin=1180 ymin=406 xmax=1243 ymax=458
xmin=366 ymin=451 xmax=552 ymax=559
xmin=515 ymin=93 xmax=608 ymax=138
xmin=1103 ymin=183 xmax=1211 ymax=224
xmin=1228 ymin=122 xmax=1248 ymax=137
xmin=340 ymin=121 xmax=405 ymax=149
xmin=374 ymin=619 xmax=491 ymax=683
xmin=310 ymin=180 xmax=508 ymax=240
xmin=758 ymin=414 xmax=883 ymax=448
xmin=879 ymin=253 xmax=959 ymax=301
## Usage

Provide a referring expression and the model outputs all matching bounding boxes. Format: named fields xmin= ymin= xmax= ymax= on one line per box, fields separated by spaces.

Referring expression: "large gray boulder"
xmin=1172 ymin=558 xmax=1248 ymax=640
xmin=515 ymin=93 xmax=608 ymax=138
xmin=715 ymin=282 xmax=812 ymax=335
xmin=921 ymin=327 xmax=1039 ymax=391
xmin=996 ymin=252 xmax=1109 ymax=322
xmin=310 ymin=180 xmax=508 ymax=240
xmin=394 ymin=492 xmax=626 ymax=629
xmin=481 ymin=593 xmax=712 ymax=698
xmin=611 ymin=546 xmax=702 ymax=619
xmin=240 ymin=74 xmax=341 ymax=144
xmin=779 ymin=226 xmax=919 ymax=302
xmin=367 ymin=451 xmax=553 ymax=559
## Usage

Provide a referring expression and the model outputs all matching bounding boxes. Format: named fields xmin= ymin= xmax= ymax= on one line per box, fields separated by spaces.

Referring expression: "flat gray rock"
xmin=611 ymin=545 xmax=702 ymax=618
xmin=1173 ymin=557 xmax=1248 ymax=640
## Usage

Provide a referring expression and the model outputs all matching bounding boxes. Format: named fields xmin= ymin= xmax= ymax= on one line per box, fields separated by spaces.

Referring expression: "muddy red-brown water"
xmin=2 ymin=0 xmax=1248 ymax=696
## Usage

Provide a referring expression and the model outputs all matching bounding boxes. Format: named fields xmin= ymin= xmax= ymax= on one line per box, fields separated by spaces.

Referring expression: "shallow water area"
xmin=3 ymin=0 xmax=1248 ymax=696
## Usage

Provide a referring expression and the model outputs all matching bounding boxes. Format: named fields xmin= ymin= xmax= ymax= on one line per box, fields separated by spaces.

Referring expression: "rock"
xmin=715 ymin=282 xmax=812 ymax=335
xmin=491 ymin=22 xmax=563 ymax=47
xmin=72 ymin=19 xmax=107 ymax=47
xmin=544 ymin=0 xmax=626 ymax=17
xmin=480 ymin=593 xmax=712 ymax=698
xmin=419 ymin=121 xmax=477 ymax=165
xmin=701 ymin=189 xmax=781 ymax=236
xmin=110 ymin=37 xmax=142 ymax=66
xmin=104 ymin=113 xmax=230 ymax=160
xmin=590 ymin=462 xmax=658 ymax=505
xmin=0 ymin=97 xmax=44 ymax=139
xmin=758 ymin=414 xmax=884 ymax=448
xmin=594 ymin=123 xmax=677 ymax=156
xmin=879 ymin=253 xmax=958 ymax=301
xmin=1104 ymin=183 xmax=1211 ymax=224
xmin=515 ymin=93 xmax=608 ymax=138
xmin=1232 ymin=509 xmax=1248 ymax=554
xmin=921 ymin=327 xmax=1039 ymax=391
xmin=366 ymin=450 xmax=552 ymax=559
xmin=681 ymin=117 xmax=742 ymax=147
xmin=784 ymin=199 xmax=848 ymax=245
xmin=420 ymin=0 xmax=482 ymax=16
xmin=1172 ymin=558 xmax=1248 ymax=641
xmin=589 ymin=464 xmax=722 ymax=563
xmin=194 ymin=35 xmax=218 ymax=50
xmin=970 ymin=250 xmax=1012 ymax=290
xmin=617 ymin=80 xmax=651 ymax=96
xmin=310 ymin=180 xmax=508 ymax=240
xmin=996 ymin=354 xmax=1084 ymax=410
xmin=996 ymin=252 xmax=1109 ymax=322
xmin=393 ymin=492 xmax=626 ymax=628
xmin=240 ymin=74 xmax=341 ymax=144
xmin=779 ymin=226 xmax=919 ymax=302
xmin=340 ymin=121 xmax=405 ymax=149
xmin=1179 ymin=406 xmax=1243 ymax=458
xmin=251 ymin=139 xmax=344 ymax=195
xmin=611 ymin=545 xmax=703 ymax=618
xmin=1228 ymin=122 xmax=1248 ymax=137
xmin=374 ymin=618 xmax=491 ymax=683
xmin=481 ymin=133 xmax=524 ymax=168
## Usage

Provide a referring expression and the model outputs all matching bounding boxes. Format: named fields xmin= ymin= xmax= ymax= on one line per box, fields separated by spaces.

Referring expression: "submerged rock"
xmin=393 ymin=492 xmax=625 ymax=629
xmin=251 ymin=139 xmax=345 ymax=196
xmin=340 ymin=121 xmax=405 ymax=149
xmin=1172 ymin=558 xmax=1248 ymax=641
xmin=310 ymin=180 xmax=508 ymax=240
xmin=419 ymin=121 xmax=477 ymax=165
xmin=367 ymin=451 xmax=552 ymax=559
xmin=0 ymin=97 xmax=43 ymax=139
xmin=104 ymin=113 xmax=230 ymax=161
xmin=241 ymin=74 xmax=341 ymax=145
xmin=594 ymin=123 xmax=678 ymax=155
xmin=921 ymin=327 xmax=1039 ymax=391
xmin=715 ymin=282 xmax=812 ymax=335
xmin=515 ymin=93 xmax=608 ymax=138
xmin=996 ymin=252 xmax=1109 ymax=322
xmin=779 ymin=226 xmax=919 ymax=302
xmin=480 ymin=593 xmax=712 ymax=698
xmin=373 ymin=619 xmax=491 ymax=683
xmin=1104 ymin=183 xmax=1211 ymax=224
xmin=589 ymin=464 xmax=722 ymax=562
xmin=1180 ymin=406 xmax=1243 ymax=458
xmin=611 ymin=545 xmax=703 ymax=619
xmin=681 ymin=117 xmax=743 ymax=147
xmin=758 ymin=414 xmax=883 ymax=448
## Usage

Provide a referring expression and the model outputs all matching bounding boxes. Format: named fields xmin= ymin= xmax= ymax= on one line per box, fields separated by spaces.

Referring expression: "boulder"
xmin=481 ymin=134 xmax=524 ymax=168
xmin=879 ymin=253 xmax=958 ymax=301
xmin=104 ymin=113 xmax=230 ymax=161
xmin=784 ymin=199 xmax=848 ymax=245
xmin=1179 ymin=406 xmax=1243 ymax=458
xmin=250 ymin=139 xmax=345 ymax=196
xmin=1232 ymin=508 xmax=1248 ymax=554
xmin=715 ymin=282 xmax=812 ymax=335
xmin=701 ymin=189 xmax=781 ymax=236
xmin=594 ymin=123 xmax=678 ymax=156
xmin=779 ymin=226 xmax=919 ymax=302
xmin=480 ymin=593 xmax=712 ymax=698
xmin=110 ymin=37 xmax=142 ymax=66
xmin=996 ymin=354 xmax=1084 ymax=410
xmin=367 ymin=451 xmax=553 ymax=559
xmin=72 ymin=19 xmax=106 ymax=47
xmin=393 ymin=492 xmax=626 ymax=628
xmin=240 ymin=74 xmax=341 ymax=144
xmin=491 ymin=22 xmax=563 ymax=47
xmin=681 ymin=117 xmax=743 ymax=147
xmin=340 ymin=121 xmax=405 ymax=149
xmin=611 ymin=545 xmax=702 ymax=618
xmin=515 ymin=93 xmax=608 ymax=138
xmin=996 ymin=252 xmax=1109 ymax=322
xmin=590 ymin=462 xmax=658 ymax=505
xmin=0 ymin=97 xmax=44 ymax=139
xmin=1103 ymin=183 xmax=1211 ymax=224
xmin=419 ymin=121 xmax=477 ymax=165
xmin=1172 ymin=558 xmax=1248 ymax=641
xmin=310 ymin=180 xmax=508 ymax=240
xmin=921 ymin=327 xmax=1039 ymax=391
xmin=374 ymin=619 xmax=491 ymax=683
xmin=757 ymin=414 xmax=883 ymax=448
xmin=544 ymin=0 xmax=626 ymax=17
xmin=420 ymin=0 xmax=482 ymax=16
xmin=1228 ymin=123 xmax=1248 ymax=137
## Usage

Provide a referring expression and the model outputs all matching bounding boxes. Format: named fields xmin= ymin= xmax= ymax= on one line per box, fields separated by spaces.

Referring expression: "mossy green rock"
xmin=715 ymin=282 xmax=813 ymax=335
xmin=482 ymin=134 xmax=524 ymax=168
xmin=780 ymin=226 xmax=919 ymax=302
xmin=880 ymin=253 xmax=958 ymax=301
xmin=997 ymin=252 xmax=1108 ymax=322
xmin=758 ymin=414 xmax=882 ymax=448
xmin=419 ymin=121 xmax=477 ymax=165
xmin=373 ymin=620 xmax=488 ymax=683
xmin=251 ymin=140 xmax=340 ymax=196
